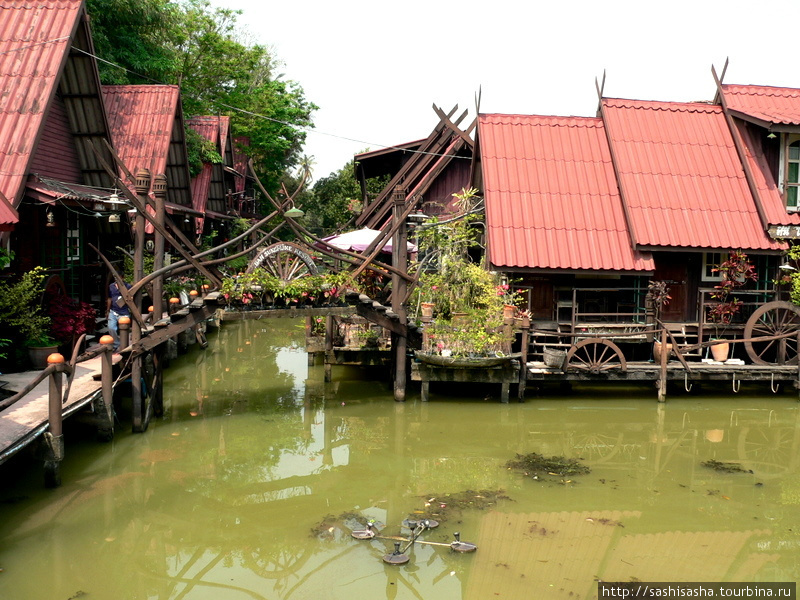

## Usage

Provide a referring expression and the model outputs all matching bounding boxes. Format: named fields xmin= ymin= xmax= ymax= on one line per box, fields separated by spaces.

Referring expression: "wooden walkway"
xmin=0 ymin=354 xmax=117 ymax=465
xmin=527 ymin=360 xmax=798 ymax=388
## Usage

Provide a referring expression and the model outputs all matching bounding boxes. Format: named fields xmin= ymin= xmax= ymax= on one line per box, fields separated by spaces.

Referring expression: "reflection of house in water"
xmin=466 ymin=511 xmax=776 ymax=599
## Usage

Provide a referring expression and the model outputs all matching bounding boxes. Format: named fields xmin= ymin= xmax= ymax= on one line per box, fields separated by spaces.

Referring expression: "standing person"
xmin=106 ymin=280 xmax=132 ymax=351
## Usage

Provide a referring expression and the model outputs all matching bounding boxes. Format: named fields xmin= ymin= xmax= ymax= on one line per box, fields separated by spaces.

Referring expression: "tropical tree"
xmin=304 ymin=159 xmax=388 ymax=235
xmin=86 ymin=0 xmax=316 ymax=197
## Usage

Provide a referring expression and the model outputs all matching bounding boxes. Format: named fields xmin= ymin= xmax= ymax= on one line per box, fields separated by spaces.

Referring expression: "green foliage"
xmin=86 ymin=0 xmax=180 ymax=84
xmin=0 ymin=267 xmax=53 ymax=346
xmin=707 ymin=250 xmax=757 ymax=336
xmin=86 ymin=0 xmax=316 ymax=196
xmin=185 ymin=126 xmax=223 ymax=177
xmin=411 ymin=189 xmax=518 ymax=357
xmin=220 ymin=271 xmax=346 ymax=307
xmin=305 ymin=159 xmax=388 ymax=234
xmin=0 ymin=248 xmax=14 ymax=269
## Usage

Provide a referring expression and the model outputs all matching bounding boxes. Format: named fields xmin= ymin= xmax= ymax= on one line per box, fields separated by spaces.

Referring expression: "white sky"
xmin=215 ymin=0 xmax=800 ymax=180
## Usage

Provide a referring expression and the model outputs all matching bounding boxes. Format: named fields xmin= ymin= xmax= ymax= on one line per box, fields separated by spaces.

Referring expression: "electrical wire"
xmin=68 ymin=46 xmax=472 ymax=162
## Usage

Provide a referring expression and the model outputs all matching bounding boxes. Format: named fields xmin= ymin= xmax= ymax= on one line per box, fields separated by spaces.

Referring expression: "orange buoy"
xmin=99 ymin=335 xmax=114 ymax=345
xmin=189 ymin=290 xmax=199 ymax=297
xmin=169 ymin=297 xmax=180 ymax=304
xmin=119 ymin=316 xmax=131 ymax=325
xmin=47 ymin=353 xmax=65 ymax=364
xmin=148 ymin=306 xmax=154 ymax=312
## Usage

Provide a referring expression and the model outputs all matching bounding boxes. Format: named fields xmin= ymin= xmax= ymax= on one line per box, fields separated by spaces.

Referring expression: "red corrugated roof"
xmin=479 ymin=113 xmax=655 ymax=272
xmin=102 ymin=85 xmax=180 ymax=177
xmin=0 ymin=0 xmax=82 ymax=227
xmin=233 ymin=136 xmax=250 ymax=194
xmin=601 ymin=98 xmax=783 ymax=251
xmin=186 ymin=115 xmax=230 ymax=232
xmin=735 ymin=119 xmax=800 ymax=227
xmin=722 ymin=84 xmax=800 ymax=126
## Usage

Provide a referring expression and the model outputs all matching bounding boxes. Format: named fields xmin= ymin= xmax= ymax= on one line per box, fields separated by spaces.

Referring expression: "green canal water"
xmin=1 ymin=319 xmax=799 ymax=599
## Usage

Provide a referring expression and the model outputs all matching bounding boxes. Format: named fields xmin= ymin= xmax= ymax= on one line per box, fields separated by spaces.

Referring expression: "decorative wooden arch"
xmin=246 ymin=241 xmax=319 ymax=280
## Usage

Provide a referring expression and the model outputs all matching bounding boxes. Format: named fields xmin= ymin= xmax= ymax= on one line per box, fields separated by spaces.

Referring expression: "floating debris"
xmin=310 ymin=511 xmax=364 ymax=539
xmin=700 ymin=459 xmax=753 ymax=474
xmin=412 ymin=489 xmax=511 ymax=523
xmin=505 ymin=452 xmax=591 ymax=479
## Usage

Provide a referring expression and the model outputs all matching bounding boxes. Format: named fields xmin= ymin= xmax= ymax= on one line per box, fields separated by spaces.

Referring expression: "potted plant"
xmin=647 ymin=280 xmax=672 ymax=362
xmin=707 ymin=250 xmax=757 ymax=362
xmin=0 ymin=267 xmax=58 ymax=369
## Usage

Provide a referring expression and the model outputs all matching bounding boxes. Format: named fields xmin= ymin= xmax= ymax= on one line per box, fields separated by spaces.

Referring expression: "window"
xmin=787 ymin=140 xmax=800 ymax=210
xmin=702 ymin=252 xmax=722 ymax=282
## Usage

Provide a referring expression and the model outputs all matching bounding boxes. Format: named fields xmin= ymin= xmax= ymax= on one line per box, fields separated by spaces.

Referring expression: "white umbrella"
xmin=319 ymin=227 xmax=417 ymax=254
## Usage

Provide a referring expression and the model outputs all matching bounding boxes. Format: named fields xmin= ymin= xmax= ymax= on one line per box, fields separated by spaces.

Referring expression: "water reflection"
xmin=0 ymin=319 xmax=799 ymax=599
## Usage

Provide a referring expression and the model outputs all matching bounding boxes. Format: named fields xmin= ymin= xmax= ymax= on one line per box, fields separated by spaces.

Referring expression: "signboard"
xmin=769 ymin=225 xmax=800 ymax=240
xmin=246 ymin=241 xmax=319 ymax=276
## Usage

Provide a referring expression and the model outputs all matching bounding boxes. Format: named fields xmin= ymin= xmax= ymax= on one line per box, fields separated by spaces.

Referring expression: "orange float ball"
xmin=99 ymin=335 xmax=114 ymax=345
xmin=201 ymin=284 xmax=210 ymax=290
xmin=189 ymin=290 xmax=198 ymax=297
xmin=169 ymin=297 xmax=180 ymax=304
xmin=148 ymin=306 xmax=154 ymax=312
xmin=119 ymin=316 xmax=131 ymax=325
xmin=47 ymin=353 xmax=65 ymax=364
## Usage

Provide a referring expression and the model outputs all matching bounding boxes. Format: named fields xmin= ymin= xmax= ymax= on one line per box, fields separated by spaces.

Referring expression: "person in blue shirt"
xmin=106 ymin=281 xmax=132 ymax=351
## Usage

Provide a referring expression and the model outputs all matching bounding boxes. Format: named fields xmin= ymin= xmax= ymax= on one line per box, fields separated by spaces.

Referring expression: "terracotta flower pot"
xmin=710 ymin=341 xmax=730 ymax=362
xmin=653 ymin=340 xmax=672 ymax=363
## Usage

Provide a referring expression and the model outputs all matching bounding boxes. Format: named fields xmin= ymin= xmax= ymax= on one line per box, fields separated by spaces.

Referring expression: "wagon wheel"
xmin=260 ymin=250 xmax=312 ymax=282
xmin=565 ymin=338 xmax=627 ymax=374
xmin=744 ymin=301 xmax=800 ymax=365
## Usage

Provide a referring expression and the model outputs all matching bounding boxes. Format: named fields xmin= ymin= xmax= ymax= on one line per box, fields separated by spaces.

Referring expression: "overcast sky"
xmin=215 ymin=0 xmax=800 ymax=180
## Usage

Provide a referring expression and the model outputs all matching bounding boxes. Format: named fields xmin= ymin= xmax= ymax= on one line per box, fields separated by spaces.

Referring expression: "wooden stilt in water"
xmin=391 ymin=186 xmax=408 ymax=402
xmin=132 ymin=169 xmax=148 ymax=432
xmin=324 ymin=315 xmax=333 ymax=382
xmin=657 ymin=328 xmax=668 ymax=403
xmin=151 ymin=344 xmax=165 ymax=418
xmin=96 ymin=336 xmax=115 ymax=442
xmin=44 ymin=354 xmax=65 ymax=488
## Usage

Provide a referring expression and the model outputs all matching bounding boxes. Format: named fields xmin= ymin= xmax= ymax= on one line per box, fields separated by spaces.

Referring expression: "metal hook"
xmin=684 ymin=373 xmax=693 ymax=393
xmin=732 ymin=375 xmax=740 ymax=394
xmin=770 ymin=374 xmax=780 ymax=394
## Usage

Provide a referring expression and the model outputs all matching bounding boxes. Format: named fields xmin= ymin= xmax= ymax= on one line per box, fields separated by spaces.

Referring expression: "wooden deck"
xmin=527 ymin=360 xmax=798 ymax=387
xmin=0 ymin=354 xmax=120 ymax=465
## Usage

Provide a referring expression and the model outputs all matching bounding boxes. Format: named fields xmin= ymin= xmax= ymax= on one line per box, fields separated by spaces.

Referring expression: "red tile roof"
xmin=478 ymin=113 xmax=655 ymax=272
xmin=186 ymin=115 xmax=230 ymax=231
xmin=722 ymin=84 xmax=800 ymax=126
xmin=601 ymin=98 xmax=783 ymax=251
xmin=102 ymin=85 xmax=181 ymax=177
xmin=0 ymin=0 xmax=83 ymax=227
xmin=734 ymin=119 xmax=800 ymax=227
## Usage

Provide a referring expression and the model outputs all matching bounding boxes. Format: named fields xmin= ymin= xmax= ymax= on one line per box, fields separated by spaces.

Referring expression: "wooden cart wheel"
xmin=743 ymin=301 xmax=800 ymax=365
xmin=565 ymin=338 xmax=627 ymax=374
xmin=246 ymin=241 xmax=319 ymax=282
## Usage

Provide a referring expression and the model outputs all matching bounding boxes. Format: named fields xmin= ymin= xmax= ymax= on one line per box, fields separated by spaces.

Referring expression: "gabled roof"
xmin=186 ymin=115 xmax=232 ymax=228
xmin=0 ymin=0 xmax=114 ymax=228
xmin=721 ymin=84 xmax=800 ymax=127
xmin=102 ymin=85 xmax=192 ymax=206
xmin=601 ymin=98 xmax=783 ymax=252
xmin=479 ymin=113 xmax=655 ymax=272
xmin=734 ymin=119 xmax=800 ymax=228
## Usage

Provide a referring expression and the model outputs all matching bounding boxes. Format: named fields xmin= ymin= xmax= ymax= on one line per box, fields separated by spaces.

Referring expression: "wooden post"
xmin=118 ymin=316 xmax=130 ymax=350
xmin=518 ymin=320 xmax=530 ymax=401
xmin=152 ymin=174 xmax=167 ymax=320
xmin=324 ymin=315 xmax=334 ymax=382
xmin=796 ymin=332 xmax=800 ymax=401
xmin=658 ymin=327 xmax=668 ymax=402
xmin=97 ymin=335 xmax=115 ymax=442
xmin=151 ymin=344 xmax=165 ymax=418
xmin=44 ymin=354 xmax=65 ymax=488
xmin=132 ymin=168 xmax=150 ymax=432
xmin=391 ymin=186 xmax=408 ymax=402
